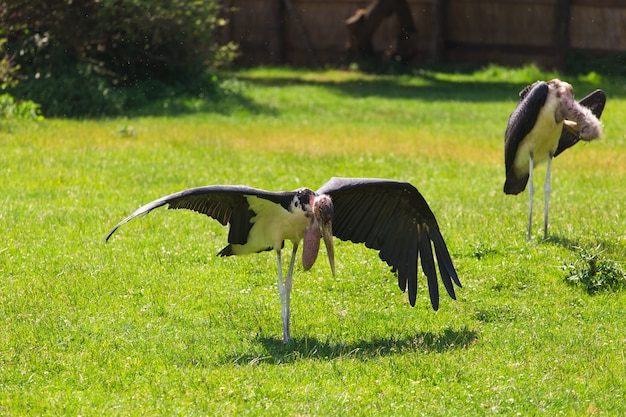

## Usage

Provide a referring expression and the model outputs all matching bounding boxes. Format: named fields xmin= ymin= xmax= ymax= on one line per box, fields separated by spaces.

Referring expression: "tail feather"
xmin=218 ymin=245 xmax=233 ymax=257
xmin=504 ymin=174 xmax=529 ymax=195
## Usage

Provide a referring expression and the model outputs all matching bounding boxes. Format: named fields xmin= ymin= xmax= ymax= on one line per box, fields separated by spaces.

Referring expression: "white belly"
xmin=230 ymin=196 xmax=310 ymax=255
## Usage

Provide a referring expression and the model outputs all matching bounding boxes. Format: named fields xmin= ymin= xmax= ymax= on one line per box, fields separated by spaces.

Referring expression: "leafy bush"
xmin=9 ymin=61 xmax=128 ymax=117
xmin=0 ymin=93 xmax=43 ymax=121
xmin=563 ymin=246 xmax=626 ymax=294
xmin=1 ymin=36 xmax=43 ymax=125
xmin=0 ymin=38 xmax=18 ymax=89
xmin=2 ymin=0 xmax=237 ymax=117
xmin=565 ymin=50 xmax=626 ymax=77
xmin=0 ymin=93 xmax=43 ymax=132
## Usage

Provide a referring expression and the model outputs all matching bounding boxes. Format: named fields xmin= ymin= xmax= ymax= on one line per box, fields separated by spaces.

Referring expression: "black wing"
xmin=317 ymin=177 xmax=460 ymax=310
xmin=504 ymin=81 xmax=549 ymax=195
xmin=105 ymin=185 xmax=295 ymax=249
xmin=554 ymin=89 xmax=606 ymax=157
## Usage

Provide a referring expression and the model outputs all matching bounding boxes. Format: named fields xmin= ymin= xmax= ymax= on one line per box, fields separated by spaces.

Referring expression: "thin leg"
xmin=284 ymin=243 xmax=298 ymax=342
xmin=543 ymin=153 xmax=553 ymax=239
xmin=527 ymin=155 xmax=534 ymax=241
xmin=276 ymin=250 xmax=288 ymax=342
xmin=277 ymin=244 xmax=298 ymax=343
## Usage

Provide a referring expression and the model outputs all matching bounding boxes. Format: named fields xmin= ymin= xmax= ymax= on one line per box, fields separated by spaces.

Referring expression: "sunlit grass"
xmin=1 ymin=65 xmax=625 ymax=415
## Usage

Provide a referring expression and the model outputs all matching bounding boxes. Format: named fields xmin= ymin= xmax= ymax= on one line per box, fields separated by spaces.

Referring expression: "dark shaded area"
xmin=3 ymin=0 xmax=226 ymax=85
xmin=345 ymin=0 xmax=417 ymax=64
xmin=564 ymin=51 xmax=626 ymax=78
xmin=1 ymin=0 xmax=234 ymax=118
xmin=8 ymin=62 xmax=624 ymax=119
xmin=225 ymin=326 xmax=478 ymax=365
xmin=120 ymin=77 xmax=273 ymax=118
xmin=544 ymin=235 xmax=626 ymax=263
xmin=231 ymin=70 xmax=620 ymax=104
xmin=8 ymin=74 xmax=270 ymax=119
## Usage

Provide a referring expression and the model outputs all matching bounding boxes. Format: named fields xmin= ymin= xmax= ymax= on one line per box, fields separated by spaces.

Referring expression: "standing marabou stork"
xmin=504 ymin=79 xmax=606 ymax=240
xmin=105 ymin=177 xmax=460 ymax=342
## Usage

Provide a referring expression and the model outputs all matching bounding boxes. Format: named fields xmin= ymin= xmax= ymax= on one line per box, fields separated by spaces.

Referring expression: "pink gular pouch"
xmin=302 ymin=217 xmax=322 ymax=271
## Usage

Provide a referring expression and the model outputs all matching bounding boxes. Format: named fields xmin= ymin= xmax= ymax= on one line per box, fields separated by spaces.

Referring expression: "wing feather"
xmin=405 ymin=231 xmax=418 ymax=304
xmin=417 ymin=227 xmax=438 ymax=309
xmin=432 ymin=230 xmax=458 ymax=299
xmin=317 ymin=177 xmax=460 ymax=310
xmin=504 ymin=81 xmax=549 ymax=195
xmin=105 ymin=185 xmax=294 ymax=245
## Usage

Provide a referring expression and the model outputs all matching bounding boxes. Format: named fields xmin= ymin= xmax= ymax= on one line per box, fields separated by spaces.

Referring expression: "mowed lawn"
xmin=1 ymin=67 xmax=625 ymax=415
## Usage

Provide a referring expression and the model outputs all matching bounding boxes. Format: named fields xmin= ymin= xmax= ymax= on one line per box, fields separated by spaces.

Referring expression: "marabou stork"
xmin=105 ymin=177 xmax=460 ymax=342
xmin=504 ymin=79 xmax=606 ymax=240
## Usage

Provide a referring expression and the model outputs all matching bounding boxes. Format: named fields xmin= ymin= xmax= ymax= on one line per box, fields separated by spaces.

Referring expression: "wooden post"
xmin=267 ymin=0 xmax=284 ymax=64
xmin=430 ymin=0 xmax=445 ymax=65
xmin=282 ymin=0 xmax=319 ymax=66
xmin=395 ymin=0 xmax=417 ymax=63
xmin=554 ymin=0 xmax=571 ymax=69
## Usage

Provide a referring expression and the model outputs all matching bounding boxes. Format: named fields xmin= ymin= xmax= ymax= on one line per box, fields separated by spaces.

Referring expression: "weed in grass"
xmin=115 ymin=125 xmax=137 ymax=138
xmin=471 ymin=242 xmax=497 ymax=260
xmin=473 ymin=305 xmax=517 ymax=323
xmin=563 ymin=245 xmax=626 ymax=294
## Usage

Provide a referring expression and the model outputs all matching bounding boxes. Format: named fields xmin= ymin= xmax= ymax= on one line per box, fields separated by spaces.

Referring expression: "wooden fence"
xmin=220 ymin=0 xmax=626 ymax=68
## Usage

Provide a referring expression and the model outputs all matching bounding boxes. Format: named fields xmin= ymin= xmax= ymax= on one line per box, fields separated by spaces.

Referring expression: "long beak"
xmin=563 ymin=119 xmax=579 ymax=135
xmin=320 ymin=219 xmax=335 ymax=276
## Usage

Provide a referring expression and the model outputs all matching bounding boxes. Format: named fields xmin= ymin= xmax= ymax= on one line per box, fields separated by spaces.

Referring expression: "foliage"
xmin=2 ymin=0 xmax=236 ymax=117
xmin=5 ymin=0 xmax=231 ymax=83
xmin=0 ymin=38 xmax=18 ymax=90
xmin=0 ymin=93 xmax=43 ymax=121
xmin=565 ymin=50 xmax=626 ymax=78
xmin=563 ymin=246 xmax=626 ymax=294
xmin=8 ymin=62 xmax=128 ymax=117
xmin=1 ymin=36 xmax=43 ymax=128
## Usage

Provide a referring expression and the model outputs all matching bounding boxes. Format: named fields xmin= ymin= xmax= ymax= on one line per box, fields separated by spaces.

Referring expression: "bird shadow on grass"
xmin=226 ymin=326 xmax=478 ymax=365
xmin=543 ymin=234 xmax=625 ymax=259
xmin=543 ymin=234 xmax=588 ymax=251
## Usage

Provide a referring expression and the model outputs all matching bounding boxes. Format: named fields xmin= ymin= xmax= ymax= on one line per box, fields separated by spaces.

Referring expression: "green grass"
xmin=1 ymin=65 xmax=625 ymax=415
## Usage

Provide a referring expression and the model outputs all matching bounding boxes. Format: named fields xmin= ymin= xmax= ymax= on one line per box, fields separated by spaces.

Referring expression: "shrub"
xmin=1 ymin=36 xmax=43 ymax=126
xmin=563 ymin=246 xmax=626 ymax=295
xmin=0 ymin=93 xmax=43 ymax=121
xmin=9 ymin=61 xmax=127 ymax=117
xmin=0 ymin=38 xmax=18 ymax=89
xmin=2 ymin=0 xmax=236 ymax=117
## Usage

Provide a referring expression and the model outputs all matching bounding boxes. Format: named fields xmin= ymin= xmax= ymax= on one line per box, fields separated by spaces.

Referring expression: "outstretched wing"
xmin=317 ymin=177 xmax=460 ymax=310
xmin=554 ymin=89 xmax=606 ymax=157
xmin=105 ymin=185 xmax=294 ymax=248
xmin=504 ymin=81 xmax=549 ymax=195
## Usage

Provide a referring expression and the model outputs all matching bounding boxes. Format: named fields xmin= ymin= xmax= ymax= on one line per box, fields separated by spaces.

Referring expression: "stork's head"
xmin=301 ymin=194 xmax=335 ymax=275
xmin=548 ymin=78 xmax=574 ymax=100
xmin=549 ymin=78 xmax=603 ymax=141
xmin=291 ymin=188 xmax=315 ymax=215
